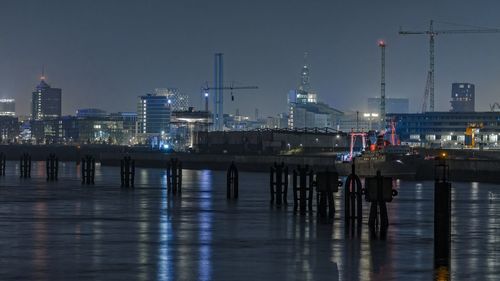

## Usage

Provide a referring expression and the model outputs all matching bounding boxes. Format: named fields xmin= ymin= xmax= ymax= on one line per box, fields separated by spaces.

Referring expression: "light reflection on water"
xmin=158 ymin=174 xmax=173 ymax=281
xmin=197 ymin=170 xmax=212 ymax=281
xmin=0 ymin=161 xmax=499 ymax=280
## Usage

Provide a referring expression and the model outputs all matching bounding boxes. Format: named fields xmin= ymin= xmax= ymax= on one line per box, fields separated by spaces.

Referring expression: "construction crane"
xmin=421 ymin=71 xmax=431 ymax=113
xmin=465 ymin=123 xmax=484 ymax=148
xmin=399 ymin=20 xmax=500 ymax=112
xmin=201 ymin=84 xmax=258 ymax=130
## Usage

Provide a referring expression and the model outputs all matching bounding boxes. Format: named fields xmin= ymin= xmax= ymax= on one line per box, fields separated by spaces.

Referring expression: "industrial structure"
xmin=213 ymin=53 xmax=224 ymax=131
xmin=207 ymin=53 xmax=258 ymax=131
xmin=170 ymin=108 xmax=212 ymax=149
xmin=399 ymin=20 xmax=500 ymax=112
xmin=194 ymin=128 xmax=348 ymax=154
xmin=378 ymin=40 xmax=386 ymax=128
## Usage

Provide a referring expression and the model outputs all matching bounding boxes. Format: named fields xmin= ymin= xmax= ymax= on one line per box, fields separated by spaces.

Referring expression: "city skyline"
xmin=2 ymin=1 xmax=500 ymax=117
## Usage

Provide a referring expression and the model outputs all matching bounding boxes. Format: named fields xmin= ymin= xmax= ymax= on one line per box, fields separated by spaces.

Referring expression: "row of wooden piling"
xmin=0 ymin=151 xmax=454 ymax=272
xmin=269 ymin=161 xmax=399 ymax=233
xmin=269 ymin=158 xmax=452 ymax=273
xmin=0 ymin=153 xmax=185 ymax=190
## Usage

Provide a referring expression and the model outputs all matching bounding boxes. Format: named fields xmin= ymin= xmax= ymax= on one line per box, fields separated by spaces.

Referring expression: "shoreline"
xmin=0 ymin=144 xmax=499 ymax=183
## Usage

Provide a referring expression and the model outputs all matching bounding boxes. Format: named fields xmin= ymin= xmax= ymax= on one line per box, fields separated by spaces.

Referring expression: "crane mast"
xmin=399 ymin=20 xmax=500 ymax=112
xmin=202 ymin=83 xmax=258 ymax=131
xmin=379 ymin=40 xmax=386 ymax=128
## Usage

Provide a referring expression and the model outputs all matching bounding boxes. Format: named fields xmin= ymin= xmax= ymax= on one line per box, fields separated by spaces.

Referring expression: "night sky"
xmin=1 ymin=0 xmax=500 ymax=117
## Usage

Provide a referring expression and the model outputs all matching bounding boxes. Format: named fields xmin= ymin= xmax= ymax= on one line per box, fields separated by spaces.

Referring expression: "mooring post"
xmin=227 ymin=162 xmax=239 ymax=199
xmin=299 ymin=166 xmax=306 ymax=212
xmin=46 ymin=153 xmax=58 ymax=181
xmin=172 ymin=159 xmax=178 ymax=194
xmin=124 ymin=157 xmax=130 ymax=187
xmin=0 ymin=152 xmax=5 ymax=176
xmin=276 ymin=163 xmax=283 ymax=205
xmin=434 ymin=156 xmax=451 ymax=273
xmin=55 ymin=155 xmax=59 ymax=181
xmin=120 ymin=158 xmax=125 ymax=186
xmin=82 ymin=155 xmax=96 ymax=184
xmin=308 ymin=169 xmax=314 ymax=211
xmin=270 ymin=162 xmax=288 ymax=206
xmin=344 ymin=162 xmax=364 ymax=224
xmin=121 ymin=156 xmax=134 ymax=187
xmin=91 ymin=157 xmax=95 ymax=184
xmin=167 ymin=160 xmax=172 ymax=190
xmin=130 ymin=159 xmax=135 ymax=187
xmin=283 ymin=165 xmax=289 ymax=205
xmin=293 ymin=165 xmax=314 ymax=214
xmin=177 ymin=160 xmax=182 ymax=192
xmin=270 ymin=165 xmax=275 ymax=204
xmin=365 ymin=170 xmax=398 ymax=234
xmin=316 ymin=170 xmax=339 ymax=219
xmin=20 ymin=153 xmax=32 ymax=178
xmin=167 ymin=158 xmax=182 ymax=194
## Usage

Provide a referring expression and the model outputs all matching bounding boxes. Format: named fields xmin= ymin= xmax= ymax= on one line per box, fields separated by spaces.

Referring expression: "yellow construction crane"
xmin=399 ymin=20 xmax=500 ymax=112
xmin=465 ymin=123 xmax=483 ymax=148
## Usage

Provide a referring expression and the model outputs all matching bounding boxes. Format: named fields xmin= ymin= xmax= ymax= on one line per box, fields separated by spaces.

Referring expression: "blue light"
xmin=163 ymin=144 xmax=169 ymax=149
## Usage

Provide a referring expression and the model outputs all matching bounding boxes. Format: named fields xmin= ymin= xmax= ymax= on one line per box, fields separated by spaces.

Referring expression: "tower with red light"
xmin=378 ymin=40 xmax=386 ymax=129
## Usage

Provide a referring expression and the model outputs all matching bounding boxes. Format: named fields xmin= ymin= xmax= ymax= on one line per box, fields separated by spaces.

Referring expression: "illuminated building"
xmin=31 ymin=77 xmax=62 ymax=120
xmin=0 ymin=99 xmax=15 ymax=116
xmin=451 ymin=83 xmax=475 ymax=112
xmin=137 ymin=94 xmax=171 ymax=135
xmin=288 ymin=55 xmax=342 ymax=129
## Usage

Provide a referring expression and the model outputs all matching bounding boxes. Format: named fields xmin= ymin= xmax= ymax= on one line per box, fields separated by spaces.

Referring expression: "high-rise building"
xmin=31 ymin=78 xmax=62 ymax=120
xmin=451 ymin=83 xmax=475 ymax=112
xmin=137 ymin=94 xmax=171 ymax=135
xmin=288 ymin=54 xmax=341 ymax=129
xmin=0 ymin=99 xmax=15 ymax=116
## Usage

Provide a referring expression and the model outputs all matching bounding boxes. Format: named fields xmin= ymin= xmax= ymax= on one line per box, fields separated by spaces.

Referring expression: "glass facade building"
xmin=137 ymin=94 xmax=171 ymax=135
xmin=31 ymin=79 xmax=62 ymax=120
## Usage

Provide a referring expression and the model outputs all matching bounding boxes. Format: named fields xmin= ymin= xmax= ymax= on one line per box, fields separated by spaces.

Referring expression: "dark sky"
xmin=1 ymin=0 xmax=500 ymax=117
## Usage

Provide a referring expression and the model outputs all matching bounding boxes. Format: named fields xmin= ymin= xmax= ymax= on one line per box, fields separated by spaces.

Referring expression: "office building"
xmin=0 ymin=99 xmax=15 ymax=116
xmin=137 ymin=94 xmax=171 ymax=135
xmin=31 ymin=78 xmax=62 ymax=120
xmin=388 ymin=111 xmax=500 ymax=147
xmin=451 ymin=83 xmax=475 ymax=112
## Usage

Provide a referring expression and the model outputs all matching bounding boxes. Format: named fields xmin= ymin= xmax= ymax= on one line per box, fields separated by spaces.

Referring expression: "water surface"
xmin=0 ymin=161 xmax=498 ymax=280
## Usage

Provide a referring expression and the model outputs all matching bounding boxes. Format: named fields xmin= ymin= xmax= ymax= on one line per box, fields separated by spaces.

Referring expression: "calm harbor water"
xmin=0 ymin=161 xmax=499 ymax=280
